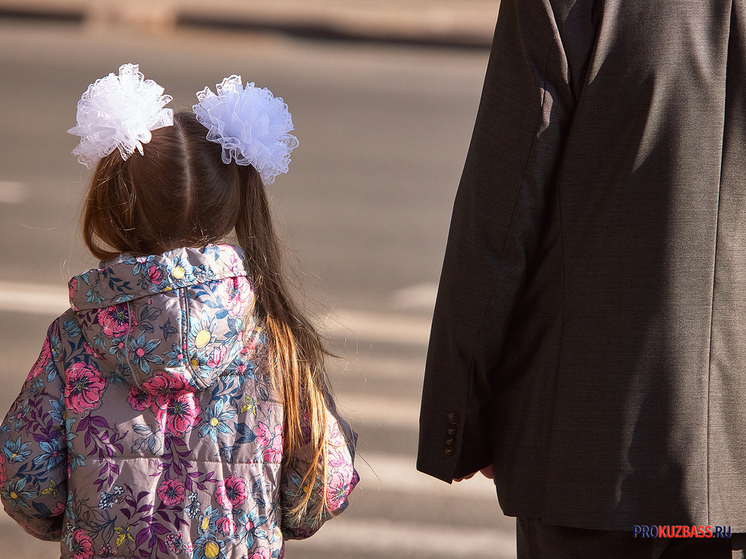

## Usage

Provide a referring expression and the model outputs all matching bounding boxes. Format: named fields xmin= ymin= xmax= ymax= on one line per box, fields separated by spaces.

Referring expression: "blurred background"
xmin=0 ymin=0 xmax=517 ymax=557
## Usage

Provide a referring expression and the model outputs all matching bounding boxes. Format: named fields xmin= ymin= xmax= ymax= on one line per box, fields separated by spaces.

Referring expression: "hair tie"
xmin=193 ymin=75 xmax=299 ymax=184
xmin=68 ymin=63 xmax=174 ymax=169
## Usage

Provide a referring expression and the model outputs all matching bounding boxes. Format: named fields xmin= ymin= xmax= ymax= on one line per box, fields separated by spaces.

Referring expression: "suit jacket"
xmin=417 ymin=0 xmax=746 ymax=531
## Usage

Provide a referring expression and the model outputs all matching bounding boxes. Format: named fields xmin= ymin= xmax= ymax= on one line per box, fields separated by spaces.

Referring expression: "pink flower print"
xmin=70 ymin=528 xmax=94 ymax=559
xmin=325 ymin=416 xmax=350 ymax=449
xmin=262 ymin=437 xmax=282 ymax=463
xmin=142 ymin=372 xmax=191 ymax=410
xmin=256 ymin=422 xmax=283 ymax=463
xmin=98 ymin=304 xmax=137 ymax=338
xmin=325 ymin=470 xmax=357 ymax=511
xmin=255 ymin=422 xmax=273 ymax=448
xmin=250 ymin=549 xmax=270 ymax=559
xmin=83 ymin=341 xmax=103 ymax=360
xmin=52 ymin=501 xmax=65 ymax=516
xmin=26 ymin=338 xmax=53 ymax=382
xmin=0 ymin=454 xmax=7 ymax=490
xmin=159 ymin=392 xmax=200 ymax=436
xmin=207 ymin=345 xmax=227 ymax=368
xmin=166 ymin=533 xmax=183 ymax=553
xmin=216 ymin=515 xmax=236 ymax=536
xmin=157 ymin=478 xmax=185 ymax=507
xmin=217 ymin=277 xmax=253 ymax=317
xmin=214 ymin=475 xmax=248 ymax=511
xmin=142 ymin=371 xmax=193 ymax=406
xmin=68 ymin=277 xmax=78 ymax=302
xmin=25 ymin=361 xmax=44 ymax=383
xmin=127 ymin=387 xmax=153 ymax=411
xmin=143 ymin=372 xmax=199 ymax=435
xmin=148 ymin=265 xmax=165 ymax=285
xmin=64 ymin=363 xmax=106 ymax=414
xmin=166 ymin=533 xmax=192 ymax=554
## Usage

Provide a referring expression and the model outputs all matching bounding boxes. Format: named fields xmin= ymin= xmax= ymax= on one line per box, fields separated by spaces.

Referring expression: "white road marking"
xmin=286 ymin=517 xmax=515 ymax=558
xmin=357 ymin=452 xmax=498 ymax=501
xmin=0 ymin=281 xmax=432 ymax=347
xmin=0 ymin=181 xmax=26 ymax=204
xmin=0 ymin=283 xmax=429 ymax=425
xmin=324 ymin=308 xmax=431 ymax=346
xmin=337 ymin=392 xmax=420 ymax=430
xmin=329 ymin=353 xmax=425 ymax=382
xmin=0 ymin=281 xmax=69 ymax=315
xmin=392 ymin=281 xmax=438 ymax=310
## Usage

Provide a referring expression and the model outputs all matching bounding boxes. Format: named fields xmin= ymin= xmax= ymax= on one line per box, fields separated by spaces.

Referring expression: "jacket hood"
xmin=68 ymin=245 xmax=257 ymax=393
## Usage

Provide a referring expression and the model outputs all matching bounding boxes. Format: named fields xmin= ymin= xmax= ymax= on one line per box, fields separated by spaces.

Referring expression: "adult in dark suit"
xmin=417 ymin=0 xmax=746 ymax=556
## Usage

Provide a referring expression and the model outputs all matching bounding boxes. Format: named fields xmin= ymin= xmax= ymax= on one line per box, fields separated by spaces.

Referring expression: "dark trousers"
xmin=517 ymin=517 xmax=746 ymax=559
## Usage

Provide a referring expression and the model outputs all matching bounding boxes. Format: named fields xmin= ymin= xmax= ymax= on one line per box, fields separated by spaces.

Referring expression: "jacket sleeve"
xmin=279 ymin=403 xmax=359 ymax=539
xmin=0 ymin=320 xmax=68 ymax=540
xmin=417 ymin=0 xmax=589 ymax=482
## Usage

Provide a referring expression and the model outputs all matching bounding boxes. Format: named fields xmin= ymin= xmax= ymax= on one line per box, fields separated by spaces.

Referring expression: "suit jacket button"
xmin=447 ymin=412 xmax=459 ymax=424
xmin=444 ymin=445 xmax=455 ymax=456
xmin=446 ymin=437 xmax=456 ymax=446
xmin=447 ymin=426 xmax=457 ymax=435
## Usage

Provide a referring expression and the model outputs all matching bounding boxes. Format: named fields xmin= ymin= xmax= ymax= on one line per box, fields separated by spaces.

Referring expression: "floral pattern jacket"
xmin=0 ymin=245 xmax=358 ymax=559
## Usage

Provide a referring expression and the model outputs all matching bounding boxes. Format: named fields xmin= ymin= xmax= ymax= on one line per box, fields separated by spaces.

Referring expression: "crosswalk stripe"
xmin=0 ymin=181 xmax=25 ymax=204
xmin=337 ymin=392 xmax=420 ymax=430
xmin=286 ymin=517 xmax=516 ymax=558
xmin=0 ymin=282 xmax=433 ymax=347
xmin=358 ymin=452 xmax=498 ymax=501
xmin=323 ymin=308 xmax=431 ymax=346
xmin=0 ymin=281 xmax=69 ymax=315
xmin=329 ymin=353 xmax=425 ymax=381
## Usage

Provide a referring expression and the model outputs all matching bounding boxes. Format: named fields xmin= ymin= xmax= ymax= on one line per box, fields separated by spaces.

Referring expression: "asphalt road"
xmin=0 ymin=19 xmax=517 ymax=558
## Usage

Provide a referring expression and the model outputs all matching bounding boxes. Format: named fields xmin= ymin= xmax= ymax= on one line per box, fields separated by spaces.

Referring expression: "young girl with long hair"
xmin=0 ymin=64 xmax=358 ymax=559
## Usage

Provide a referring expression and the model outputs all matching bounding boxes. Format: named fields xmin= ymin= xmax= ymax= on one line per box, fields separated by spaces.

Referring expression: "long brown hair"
xmin=83 ymin=111 xmax=332 ymax=522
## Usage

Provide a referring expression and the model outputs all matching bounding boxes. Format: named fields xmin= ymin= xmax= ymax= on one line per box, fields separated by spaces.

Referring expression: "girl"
xmin=0 ymin=64 xmax=358 ymax=559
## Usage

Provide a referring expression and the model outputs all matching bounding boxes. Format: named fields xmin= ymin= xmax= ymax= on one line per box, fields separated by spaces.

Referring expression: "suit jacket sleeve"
xmin=417 ymin=0 xmax=593 ymax=482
